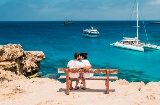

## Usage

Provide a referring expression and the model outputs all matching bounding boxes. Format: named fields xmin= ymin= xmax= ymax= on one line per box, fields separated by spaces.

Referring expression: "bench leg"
xmin=65 ymin=69 xmax=70 ymax=95
xmin=105 ymin=81 xmax=109 ymax=94
xmin=106 ymin=71 xmax=109 ymax=94
xmin=65 ymin=79 xmax=70 ymax=95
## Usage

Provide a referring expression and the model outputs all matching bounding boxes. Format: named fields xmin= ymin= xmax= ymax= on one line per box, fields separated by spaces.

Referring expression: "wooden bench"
xmin=58 ymin=68 xmax=118 ymax=95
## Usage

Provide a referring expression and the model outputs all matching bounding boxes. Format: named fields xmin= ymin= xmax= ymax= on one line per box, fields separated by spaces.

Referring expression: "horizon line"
xmin=0 ymin=20 xmax=160 ymax=22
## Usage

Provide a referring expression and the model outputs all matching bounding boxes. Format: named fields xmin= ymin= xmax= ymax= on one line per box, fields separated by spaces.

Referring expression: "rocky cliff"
xmin=0 ymin=44 xmax=45 ymax=80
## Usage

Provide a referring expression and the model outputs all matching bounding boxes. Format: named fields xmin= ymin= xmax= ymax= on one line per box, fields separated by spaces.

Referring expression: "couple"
xmin=67 ymin=53 xmax=93 ymax=90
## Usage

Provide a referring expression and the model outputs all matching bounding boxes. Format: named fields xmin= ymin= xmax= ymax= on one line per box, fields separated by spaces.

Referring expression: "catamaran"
xmin=110 ymin=0 xmax=144 ymax=52
xmin=110 ymin=0 xmax=160 ymax=52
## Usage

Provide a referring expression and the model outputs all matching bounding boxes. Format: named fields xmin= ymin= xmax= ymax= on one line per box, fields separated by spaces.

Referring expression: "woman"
xmin=79 ymin=53 xmax=93 ymax=90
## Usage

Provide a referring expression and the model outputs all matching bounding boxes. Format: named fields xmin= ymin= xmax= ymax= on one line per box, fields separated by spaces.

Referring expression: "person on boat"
xmin=67 ymin=53 xmax=91 ymax=90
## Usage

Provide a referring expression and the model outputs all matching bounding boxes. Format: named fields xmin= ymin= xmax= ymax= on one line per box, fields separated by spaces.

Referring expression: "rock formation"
xmin=0 ymin=44 xmax=45 ymax=80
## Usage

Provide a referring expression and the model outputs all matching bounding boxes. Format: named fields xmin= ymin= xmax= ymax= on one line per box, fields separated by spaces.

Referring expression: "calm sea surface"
xmin=0 ymin=21 xmax=160 ymax=83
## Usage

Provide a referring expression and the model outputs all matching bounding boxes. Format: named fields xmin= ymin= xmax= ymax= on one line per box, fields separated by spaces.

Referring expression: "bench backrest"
xmin=58 ymin=68 xmax=118 ymax=74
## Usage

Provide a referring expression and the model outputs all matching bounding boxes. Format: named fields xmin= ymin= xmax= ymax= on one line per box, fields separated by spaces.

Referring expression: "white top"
xmin=81 ymin=59 xmax=91 ymax=66
xmin=67 ymin=60 xmax=85 ymax=69
xmin=81 ymin=59 xmax=93 ymax=78
xmin=67 ymin=60 xmax=85 ymax=78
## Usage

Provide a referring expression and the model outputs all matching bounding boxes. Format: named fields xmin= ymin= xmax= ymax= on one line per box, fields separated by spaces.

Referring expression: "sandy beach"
xmin=0 ymin=70 xmax=160 ymax=105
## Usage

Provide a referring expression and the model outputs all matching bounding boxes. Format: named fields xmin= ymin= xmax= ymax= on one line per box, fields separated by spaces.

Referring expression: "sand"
xmin=0 ymin=77 xmax=160 ymax=105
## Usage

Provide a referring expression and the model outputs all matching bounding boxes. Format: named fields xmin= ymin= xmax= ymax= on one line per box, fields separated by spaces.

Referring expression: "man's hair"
xmin=74 ymin=53 xmax=80 ymax=59
xmin=80 ymin=53 xmax=87 ymax=59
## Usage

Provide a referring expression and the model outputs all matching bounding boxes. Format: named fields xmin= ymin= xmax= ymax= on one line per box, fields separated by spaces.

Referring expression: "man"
xmin=67 ymin=53 xmax=91 ymax=90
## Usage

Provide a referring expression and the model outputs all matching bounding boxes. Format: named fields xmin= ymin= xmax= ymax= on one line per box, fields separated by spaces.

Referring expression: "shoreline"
xmin=0 ymin=75 xmax=160 ymax=105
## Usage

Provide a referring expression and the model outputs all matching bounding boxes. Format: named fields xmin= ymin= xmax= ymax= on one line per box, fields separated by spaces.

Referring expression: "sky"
xmin=0 ymin=0 xmax=160 ymax=21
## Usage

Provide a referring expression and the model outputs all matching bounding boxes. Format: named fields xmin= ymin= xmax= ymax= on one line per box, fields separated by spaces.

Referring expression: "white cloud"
xmin=28 ymin=4 xmax=37 ymax=9
xmin=0 ymin=0 xmax=159 ymax=21
xmin=0 ymin=0 xmax=10 ymax=5
xmin=148 ymin=0 xmax=160 ymax=5
xmin=40 ymin=6 xmax=54 ymax=13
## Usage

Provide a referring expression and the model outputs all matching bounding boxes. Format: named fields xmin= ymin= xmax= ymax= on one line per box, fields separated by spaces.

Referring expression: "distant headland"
xmin=149 ymin=22 xmax=160 ymax=24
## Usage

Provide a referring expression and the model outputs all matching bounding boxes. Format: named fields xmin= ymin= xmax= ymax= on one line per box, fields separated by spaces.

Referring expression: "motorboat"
xmin=64 ymin=20 xmax=74 ymax=25
xmin=82 ymin=27 xmax=99 ymax=38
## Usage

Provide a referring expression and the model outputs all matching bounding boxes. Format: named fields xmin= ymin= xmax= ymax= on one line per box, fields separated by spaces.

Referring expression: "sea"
xmin=0 ymin=21 xmax=160 ymax=83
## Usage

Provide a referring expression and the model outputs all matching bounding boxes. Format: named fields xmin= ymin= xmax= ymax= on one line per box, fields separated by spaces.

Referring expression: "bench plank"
xmin=58 ymin=68 xmax=118 ymax=74
xmin=59 ymin=76 xmax=118 ymax=80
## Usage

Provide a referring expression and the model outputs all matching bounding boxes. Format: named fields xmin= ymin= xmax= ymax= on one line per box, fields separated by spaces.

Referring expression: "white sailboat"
xmin=110 ymin=0 xmax=144 ymax=52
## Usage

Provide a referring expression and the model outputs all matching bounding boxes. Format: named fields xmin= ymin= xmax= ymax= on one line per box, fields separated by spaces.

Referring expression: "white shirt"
xmin=67 ymin=60 xmax=85 ymax=78
xmin=81 ymin=59 xmax=93 ymax=78
xmin=67 ymin=60 xmax=85 ymax=68
xmin=81 ymin=59 xmax=91 ymax=66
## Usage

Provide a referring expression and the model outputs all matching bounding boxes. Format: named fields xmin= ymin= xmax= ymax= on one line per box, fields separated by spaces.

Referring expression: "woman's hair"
xmin=80 ymin=53 xmax=87 ymax=59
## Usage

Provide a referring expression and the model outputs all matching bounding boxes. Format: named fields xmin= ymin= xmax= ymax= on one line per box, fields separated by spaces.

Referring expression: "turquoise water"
xmin=0 ymin=21 xmax=160 ymax=83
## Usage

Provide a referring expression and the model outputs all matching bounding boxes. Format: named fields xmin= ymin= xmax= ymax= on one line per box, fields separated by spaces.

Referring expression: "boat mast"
xmin=136 ymin=0 xmax=139 ymax=45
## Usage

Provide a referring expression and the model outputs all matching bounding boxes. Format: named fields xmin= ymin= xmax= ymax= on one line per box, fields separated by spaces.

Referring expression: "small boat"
xmin=64 ymin=20 xmax=74 ymax=25
xmin=82 ymin=27 xmax=99 ymax=38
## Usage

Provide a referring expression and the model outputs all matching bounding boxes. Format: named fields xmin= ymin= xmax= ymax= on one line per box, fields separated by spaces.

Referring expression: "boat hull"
xmin=143 ymin=44 xmax=160 ymax=50
xmin=82 ymin=33 xmax=99 ymax=38
xmin=82 ymin=27 xmax=99 ymax=38
xmin=110 ymin=43 xmax=144 ymax=52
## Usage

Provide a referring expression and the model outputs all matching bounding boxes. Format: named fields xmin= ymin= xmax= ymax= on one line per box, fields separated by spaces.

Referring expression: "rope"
xmin=139 ymin=6 xmax=149 ymax=43
xmin=122 ymin=0 xmax=149 ymax=44
xmin=123 ymin=0 xmax=136 ymax=37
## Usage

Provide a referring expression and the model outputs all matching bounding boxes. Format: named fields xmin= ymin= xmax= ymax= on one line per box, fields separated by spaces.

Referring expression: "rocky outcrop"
xmin=0 ymin=44 xmax=24 ymax=61
xmin=0 ymin=44 xmax=45 ymax=78
xmin=0 ymin=69 xmax=26 ymax=81
xmin=22 ymin=51 xmax=44 ymax=74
